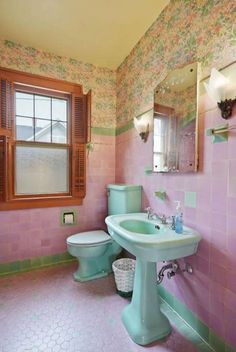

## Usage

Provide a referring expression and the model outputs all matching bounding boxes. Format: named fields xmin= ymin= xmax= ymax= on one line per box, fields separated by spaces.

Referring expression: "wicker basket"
xmin=112 ymin=258 xmax=136 ymax=297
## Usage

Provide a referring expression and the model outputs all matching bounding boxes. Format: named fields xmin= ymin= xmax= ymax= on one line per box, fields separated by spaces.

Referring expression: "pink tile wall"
xmin=0 ymin=133 xmax=115 ymax=263
xmin=1 ymin=90 xmax=235 ymax=347
xmin=116 ymin=95 xmax=236 ymax=348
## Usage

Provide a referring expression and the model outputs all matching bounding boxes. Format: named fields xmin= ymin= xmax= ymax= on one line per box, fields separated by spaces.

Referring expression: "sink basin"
xmin=105 ymin=212 xmax=201 ymax=345
xmin=119 ymin=219 xmax=160 ymax=234
xmin=106 ymin=213 xmax=201 ymax=262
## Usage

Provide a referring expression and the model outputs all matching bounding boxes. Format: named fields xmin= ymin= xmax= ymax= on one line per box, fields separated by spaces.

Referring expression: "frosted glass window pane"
xmin=35 ymin=119 xmax=51 ymax=142
xmin=154 ymin=137 xmax=163 ymax=153
xmin=154 ymin=118 xmax=162 ymax=134
xmin=153 ymin=153 xmax=165 ymax=172
xmin=35 ymin=95 xmax=51 ymax=119
xmin=15 ymin=146 xmax=69 ymax=195
xmin=16 ymin=117 xmax=34 ymax=140
xmin=15 ymin=92 xmax=33 ymax=117
xmin=52 ymin=98 xmax=67 ymax=121
xmin=52 ymin=122 xmax=67 ymax=144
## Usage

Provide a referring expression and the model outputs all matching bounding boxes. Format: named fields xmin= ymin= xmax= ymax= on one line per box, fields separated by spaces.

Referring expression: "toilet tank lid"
xmin=107 ymin=184 xmax=142 ymax=191
xmin=67 ymin=230 xmax=111 ymax=245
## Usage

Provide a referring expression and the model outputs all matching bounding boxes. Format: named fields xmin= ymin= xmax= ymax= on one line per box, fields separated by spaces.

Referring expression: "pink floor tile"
xmin=0 ymin=264 xmax=197 ymax=352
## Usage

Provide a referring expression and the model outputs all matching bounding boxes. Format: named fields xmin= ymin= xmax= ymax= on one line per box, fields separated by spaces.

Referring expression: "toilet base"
xmin=73 ymin=269 xmax=112 ymax=282
xmin=71 ymin=248 xmax=120 ymax=283
xmin=67 ymin=233 xmax=122 ymax=283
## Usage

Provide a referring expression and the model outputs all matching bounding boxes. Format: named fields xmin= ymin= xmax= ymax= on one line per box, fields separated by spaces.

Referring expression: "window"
xmin=153 ymin=103 xmax=176 ymax=172
xmin=0 ymin=67 xmax=91 ymax=210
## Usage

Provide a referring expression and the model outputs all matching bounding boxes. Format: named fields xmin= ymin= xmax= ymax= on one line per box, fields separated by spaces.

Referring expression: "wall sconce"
xmin=204 ymin=68 xmax=236 ymax=119
xmin=133 ymin=108 xmax=153 ymax=142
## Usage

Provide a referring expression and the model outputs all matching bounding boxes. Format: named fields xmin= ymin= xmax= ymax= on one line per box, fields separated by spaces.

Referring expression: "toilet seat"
xmin=67 ymin=230 xmax=112 ymax=247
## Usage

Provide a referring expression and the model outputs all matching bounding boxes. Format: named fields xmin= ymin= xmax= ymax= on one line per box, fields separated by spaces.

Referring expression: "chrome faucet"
xmin=145 ymin=207 xmax=168 ymax=224
xmin=145 ymin=206 xmax=154 ymax=219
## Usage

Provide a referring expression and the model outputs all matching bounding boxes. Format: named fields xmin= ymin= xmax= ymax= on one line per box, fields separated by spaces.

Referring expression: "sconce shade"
xmin=204 ymin=68 xmax=229 ymax=102
xmin=133 ymin=109 xmax=153 ymax=142
xmin=204 ymin=68 xmax=236 ymax=119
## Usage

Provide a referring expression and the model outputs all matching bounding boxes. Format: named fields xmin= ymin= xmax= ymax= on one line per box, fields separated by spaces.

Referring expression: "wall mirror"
xmin=153 ymin=62 xmax=200 ymax=173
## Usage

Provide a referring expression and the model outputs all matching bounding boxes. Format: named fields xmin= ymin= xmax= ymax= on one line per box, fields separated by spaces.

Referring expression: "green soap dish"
xmin=155 ymin=190 xmax=167 ymax=201
xmin=144 ymin=166 xmax=153 ymax=175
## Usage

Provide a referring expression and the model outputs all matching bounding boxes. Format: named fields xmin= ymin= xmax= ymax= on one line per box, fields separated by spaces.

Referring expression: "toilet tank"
xmin=107 ymin=184 xmax=142 ymax=215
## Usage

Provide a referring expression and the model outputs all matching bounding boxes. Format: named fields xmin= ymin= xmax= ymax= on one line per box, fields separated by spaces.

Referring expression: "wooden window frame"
xmin=0 ymin=67 xmax=91 ymax=210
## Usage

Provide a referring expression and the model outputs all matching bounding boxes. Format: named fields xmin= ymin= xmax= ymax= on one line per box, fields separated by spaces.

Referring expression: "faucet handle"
xmin=159 ymin=214 xmax=168 ymax=224
xmin=144 ymin=206 xmax=154 ymax=219
xmin=162 ymin=214 xmax=167 ymax=223
xmin=144 ymin=206 xmax=152 ymax=213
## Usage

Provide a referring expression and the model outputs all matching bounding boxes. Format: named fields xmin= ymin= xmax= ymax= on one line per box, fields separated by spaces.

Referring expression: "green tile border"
xmin=0 ymin=252 xmax=76 ymax=276
xmin=158 ymin=285 xmax=234 ymax=352
xmin=116 ymin=119 xmax=134 ymax=135
xmin=91 ymin=126 xmax=116 ymax=136
xmin=91 ymin=120 xmax=134 ymax=136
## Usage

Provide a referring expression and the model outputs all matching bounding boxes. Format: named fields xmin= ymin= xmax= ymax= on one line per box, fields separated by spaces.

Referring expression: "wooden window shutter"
xmin=0 ymin=78 xmax=14 ymax=133
xmin=72 ymin=143 xmax=86 ymax=198
xmin=71 ymin=91 xmax=90 ymax=198
xmin=72 ymin=94 xmax=87 ymax=144
xmin=86 ymin=90 xmax=92 ymax=143
xmin=0 ymin=74 xmax=14 ymax=203
xmin=0 ymin=136 xmax=7 ymax=202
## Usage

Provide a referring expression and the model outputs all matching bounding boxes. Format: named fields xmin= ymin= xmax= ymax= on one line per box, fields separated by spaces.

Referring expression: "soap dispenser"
xmin=174 ymin=201 xmax=183 ymax=234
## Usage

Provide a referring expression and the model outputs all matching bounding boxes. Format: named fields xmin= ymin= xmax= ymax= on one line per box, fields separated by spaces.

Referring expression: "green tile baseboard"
xmin=0 ymin=252 xmax=76 ymax=276
xmin=158 ymin=285 xmax=234 ymax=352
xmin=160 ymin=298 xmax=213 ymax=352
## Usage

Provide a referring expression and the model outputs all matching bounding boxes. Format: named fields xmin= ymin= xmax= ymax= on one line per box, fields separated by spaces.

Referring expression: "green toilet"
xmin=67 ymin=184 xmax=142 ymax=282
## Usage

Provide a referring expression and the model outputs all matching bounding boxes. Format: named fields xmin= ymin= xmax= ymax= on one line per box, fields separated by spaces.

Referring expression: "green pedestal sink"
xmin=105 ymin=213 xmax=201 ymax=345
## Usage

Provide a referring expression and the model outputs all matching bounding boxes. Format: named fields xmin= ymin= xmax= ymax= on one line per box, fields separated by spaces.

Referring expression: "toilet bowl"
xmin=67 ymin=230 xmax=122 ymax=282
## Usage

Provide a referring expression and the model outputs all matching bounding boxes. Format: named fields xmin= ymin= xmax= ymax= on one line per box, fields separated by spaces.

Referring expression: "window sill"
xmin=0 ymin=196 xmax=83 ymax=210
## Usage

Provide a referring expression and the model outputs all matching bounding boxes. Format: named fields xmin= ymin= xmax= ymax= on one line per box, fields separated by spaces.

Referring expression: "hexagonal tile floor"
xmin=0 ymin=263 xmax=198 ymax=352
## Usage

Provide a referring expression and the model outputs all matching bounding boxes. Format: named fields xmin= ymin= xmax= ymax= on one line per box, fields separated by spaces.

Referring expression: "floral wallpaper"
xmin=0 ymin=39 xmax=116 ymax=129
xmin=0 ymin=0 xmax=236 ymax=129
xmin=117 ymin=0 xmax=236 ymax=127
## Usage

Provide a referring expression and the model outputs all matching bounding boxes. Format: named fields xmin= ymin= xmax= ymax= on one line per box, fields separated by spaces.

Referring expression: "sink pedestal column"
xmin=121 ymin=258 xmax=171 ymax=345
